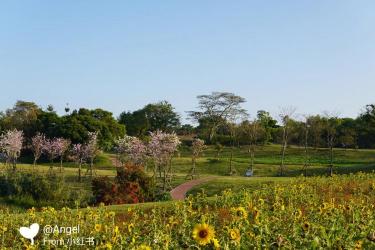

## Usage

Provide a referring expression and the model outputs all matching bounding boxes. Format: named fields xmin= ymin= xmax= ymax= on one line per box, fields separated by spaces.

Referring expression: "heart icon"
xmin=19 ymin=223 xmax=40 ymax=245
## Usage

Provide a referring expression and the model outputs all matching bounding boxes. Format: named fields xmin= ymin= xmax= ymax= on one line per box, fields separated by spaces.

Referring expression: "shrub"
xmin=92 ymin=176 xmax=116 ymax=205
xmin=92 ymin=163 xmax=153 ymax=205
xmin=0 ymin=170 xmax=85 ymax=208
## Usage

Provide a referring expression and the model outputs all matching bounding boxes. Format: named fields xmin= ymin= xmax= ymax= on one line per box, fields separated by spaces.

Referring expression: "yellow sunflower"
xmin=322 ymin=202 xmax=329 ymax=210
xmin=105 ymin=242 xmax=112 ymax=249
xmin=212 ymin=238 xmax=220 ymax=249
xmin=192 ymin=223 xmax=215 ymax=246
xmin=94 ymin=224 xmax=102 ymax=232
xmin=253 ymin=207 xmax=260 ymax=221
xmin=293 ymin=209 xmax=302 ymax=219
xmin=113 ymin=226 xmax=120 ymax=235
xmin=25 ymin=246 xmax=36 ymax=250
xmin=355 ymin=240 xmax=363 ymax=250
xmin=137 ymin=245 xmax=152 ymax=250
xmin=128 ymin=223 xmax=134 ymax=233
xmin=232 ymin=207 xmax=248 ymax=220
xmin=229 ymin=228 xmax=241 ymax=242
xmin=302 ymin=221 xmax=310 ymax=231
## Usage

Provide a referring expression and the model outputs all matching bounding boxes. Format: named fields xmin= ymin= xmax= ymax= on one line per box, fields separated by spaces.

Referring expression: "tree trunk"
xmin=12 ymin=158 xmax=17 ymax=172
xmin=250 ymin=145 xmax=255 ymax=171
xmin=192 ymin=158 xmax=196 ymax=177
xmin=116 ymin=153 xmax=119 ymax=168
xmin=303 ymin=125 xmax=309 ymax=177
xmin=60 ymin=157 xmax=63 ymax=173
xmin=78 ymin=162 xmax=82 ymax=182
xmin=90 ymin=159 xmax=93 ymax=177
xmin=163 ymin=166 xmax=167 ymax=192
xmin=280 ymin=143 xmax=286 ymax=176
xmin=209 ymin=126 xmax=216 ymax=143
xmin=186 ymin=157 xmax=197 ymax=180
xmin=229 ymin=143 xmax=234 ymax=175
xmin=280 ymin=126 xmax=288 ymax=176
xmin=144 ymin=161 xmax=148 ymax=172
xmin=50 ymin=159 xmax=54 ymax=171
xmin=329 ymin=146 xmax=334 ymax=176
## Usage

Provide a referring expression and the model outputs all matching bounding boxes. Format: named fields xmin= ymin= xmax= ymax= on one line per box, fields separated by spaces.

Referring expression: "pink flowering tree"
xmin=148 ymin=130 xmax=181 ymax=191
xmin=0 ymin=129 xmax=24 ymax=171
xmin=71 ymin=132 xmax=99 ymax=180
xmin=115 ymin=136 xmax=147 ymax=167
xmin=129 ymin=137 xmax=147 ymax=167
xmin=85 ymin=131 xmax=99 ymax=177
xmin=54 ymin=138 xmax=71 ymax=172
xmin=71 ymin=143 xmax=88 ymax=181
xmin=186 ymin=138 xmax=206 ymax=180
xmin=31 ymin=133 xmax=46 ymax=167
xmin=114 ymin=136 xmax=131 ymax=166
xmin=42 ymin=138 xmax=60 ymax=170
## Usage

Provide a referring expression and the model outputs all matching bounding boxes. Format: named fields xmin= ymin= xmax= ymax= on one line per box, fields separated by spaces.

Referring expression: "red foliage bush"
xmin=92 ymin=163 xmax=152 ymax=205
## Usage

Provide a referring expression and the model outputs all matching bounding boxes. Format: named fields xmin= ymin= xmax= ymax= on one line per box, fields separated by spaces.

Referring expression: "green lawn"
xmin=186 ymin=176 xmax=292 ymax=197
xmin=170 ymin=144 xmax=375 ymax=177
xmin=13 ymin=144 xmax=375 ymax=178
xmin=1 ymin=144 xmax=374 ymax=211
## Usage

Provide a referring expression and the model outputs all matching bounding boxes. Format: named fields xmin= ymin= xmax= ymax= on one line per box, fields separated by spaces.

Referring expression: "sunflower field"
xmin=0 ymin=173 xmax=374 ymax=249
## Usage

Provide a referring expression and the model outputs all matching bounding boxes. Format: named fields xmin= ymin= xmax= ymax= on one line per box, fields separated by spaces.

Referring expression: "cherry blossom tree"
xmin=129 ymin=137 xmax=147 ymax=166
xmin=0 ymin=129 xmax=24 ymax=170
xmin=71 ymin=132 xmax=99 ymax=180
xmin=186 ymin=138 xmax=205 ymax=180
xmin=54 ymin=138 xmax=71 ymax=172
xmin=115 ymin=136 xmax=147 ymax=167
xmin=42 ymin=138 xmax=60 ymax=170
xmin=31 ymin=133 xmax=46 ymax=167
xmin=114 ymin=136 xmax=131 ymax=166
xmin=71 ymin=143 xmax=87 ymax=181
xmin=148 ymin=130 xmax=180 ymax=191
xmin=85 ymin=131 xmax=99 ymax=177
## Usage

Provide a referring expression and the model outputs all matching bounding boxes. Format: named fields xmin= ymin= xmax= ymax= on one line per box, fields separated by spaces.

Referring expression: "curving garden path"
xmin=170 ymin=177 xmax=216 ymax=200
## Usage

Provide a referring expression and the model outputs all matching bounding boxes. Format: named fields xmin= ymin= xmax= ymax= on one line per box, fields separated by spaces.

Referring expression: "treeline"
xmin=1 ymin=96 xmax=375 ymax=151
xmin=0 ymin=101 xmax=125 ymax=151
xmin=195 ymin=106 xmax=375 ymax=150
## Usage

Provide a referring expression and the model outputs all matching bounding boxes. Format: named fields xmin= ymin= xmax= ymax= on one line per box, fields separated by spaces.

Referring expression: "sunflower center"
xmin=199 ymin=229 xmax=208 ymax=238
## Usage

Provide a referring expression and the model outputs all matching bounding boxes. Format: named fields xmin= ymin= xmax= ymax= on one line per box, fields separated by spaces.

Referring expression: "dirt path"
xmin=170 ymin=177 xmax=215 ymax=200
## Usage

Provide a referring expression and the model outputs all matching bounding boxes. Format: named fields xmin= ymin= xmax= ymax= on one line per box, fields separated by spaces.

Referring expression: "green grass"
xmin=1 ymin=144 xmax=374 ymax=211
xmin=170 ymin=144 xmax=375 ymax=177
xmin=186 ymin=176 xmax=292 ymax=197
xmin=11 ymin=144 xmax=375 ymax=178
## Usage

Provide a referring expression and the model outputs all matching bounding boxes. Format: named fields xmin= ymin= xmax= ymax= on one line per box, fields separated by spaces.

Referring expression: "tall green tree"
xmin=188 ymin=92 xmax=247 ymax=143
xmin=118 ymin=110 xmax=149 ymax=137
xmin=143 ymin=101 xmax=181 ymax=132
xmin=307 ymin=115 xmax=325 ymax=148
xmin=119 ymin=101 xmax=180 ymax=136
xmin=337 ymin=118 xmax=357 ymax=149
xmin=0 ymin=101 xmax=41 ymax=140
xmin=58 ymin=108 xmax=125 ymax=150
xmin=256 ymin=110 xmax=277 ymax=144
xmin=357 ymin=104 xmax=375 ymax=148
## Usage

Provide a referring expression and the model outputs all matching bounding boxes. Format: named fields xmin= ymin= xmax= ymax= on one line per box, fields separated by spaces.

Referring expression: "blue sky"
xmin=0 ymin=1 xmax=374 ymax=122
